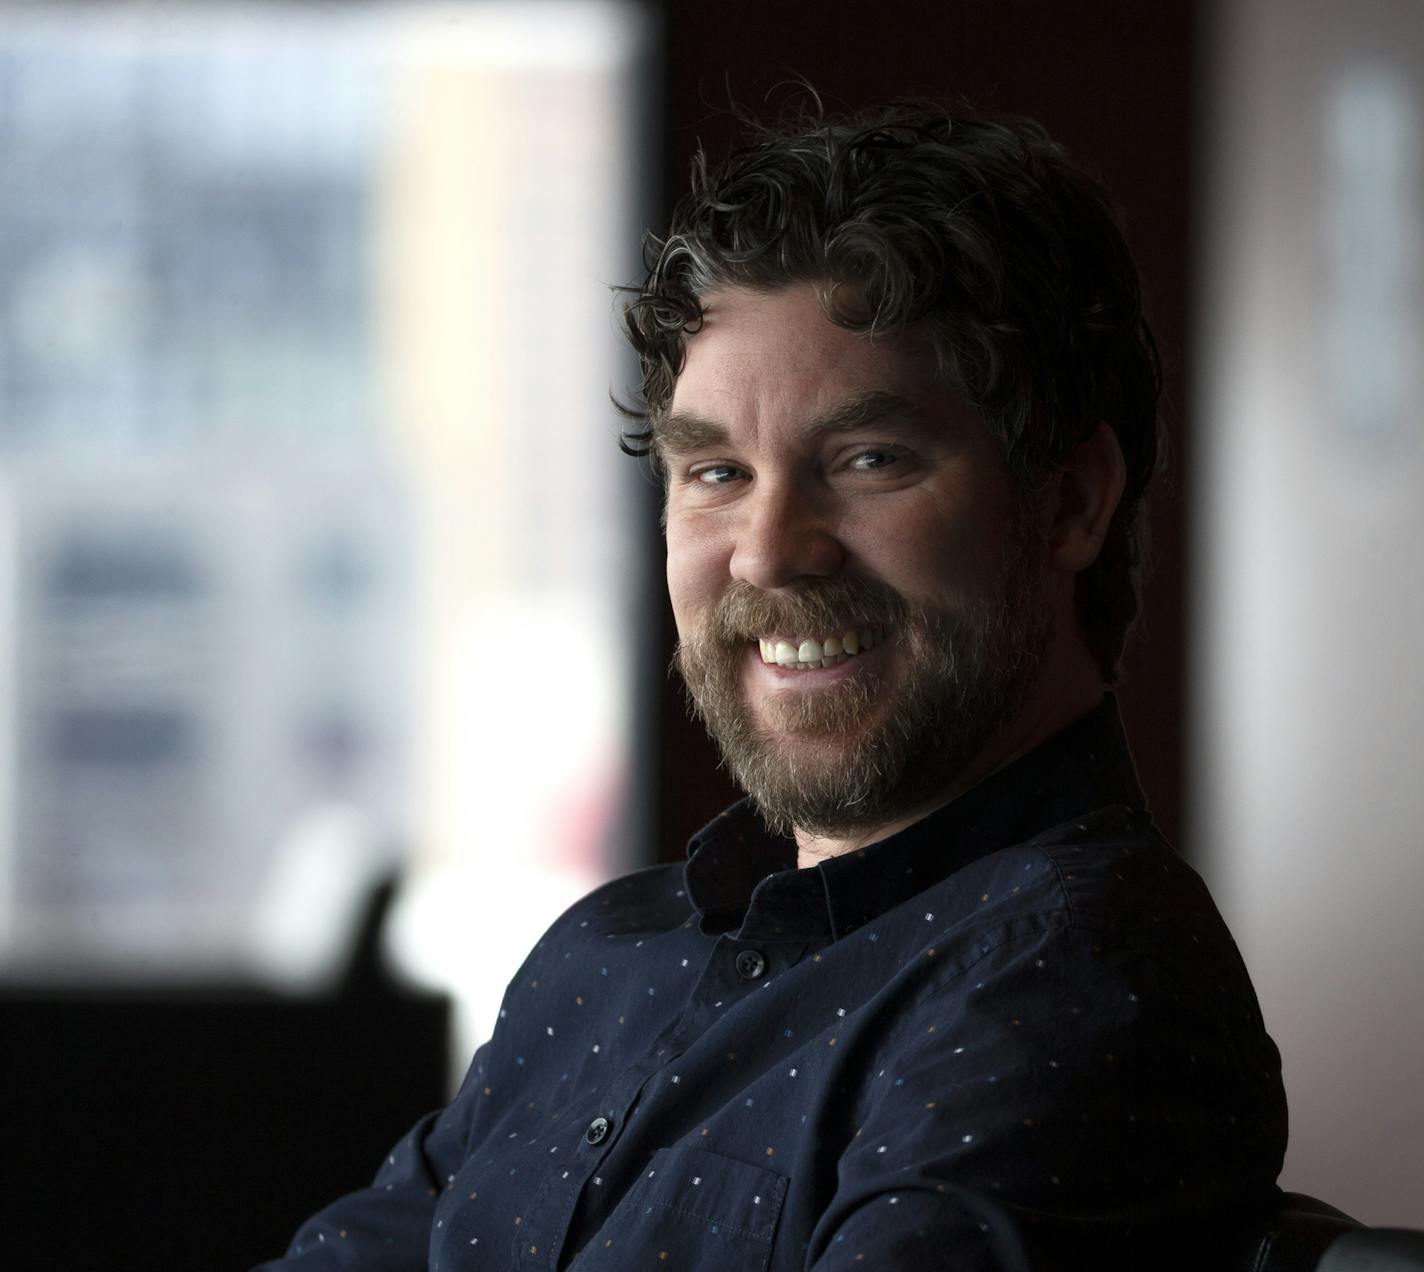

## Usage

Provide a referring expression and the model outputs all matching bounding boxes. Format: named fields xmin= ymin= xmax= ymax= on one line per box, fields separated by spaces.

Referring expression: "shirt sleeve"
xmin=248 ymin=1043 xmax=491 ymax=1271
xmin=804 ymin=914 xmax=1285 ymax=1271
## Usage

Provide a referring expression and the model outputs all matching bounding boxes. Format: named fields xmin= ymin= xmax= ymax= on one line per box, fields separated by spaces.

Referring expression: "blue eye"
xmin=850 ymin=450 xmax=898 ymax=471
xmin=695 ymin=465 xmax=743 ymax=485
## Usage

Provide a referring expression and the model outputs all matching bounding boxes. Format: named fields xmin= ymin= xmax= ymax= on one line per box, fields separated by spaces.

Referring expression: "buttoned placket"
xmin=657 ymin=932 xmax=813 ymax=1054
xmin=510 ymin=929 xmax=813 ymax=1270
xmin=512 ymin=1032 xmax=672 ymax=1271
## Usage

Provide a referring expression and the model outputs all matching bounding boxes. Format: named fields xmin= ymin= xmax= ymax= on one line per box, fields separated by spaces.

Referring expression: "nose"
xmin=728 ymin=476 xmax=845 ymax=590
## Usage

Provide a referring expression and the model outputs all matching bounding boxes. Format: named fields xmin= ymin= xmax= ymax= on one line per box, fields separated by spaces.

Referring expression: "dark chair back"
xmin=1248 ymin=1192 xmax=1363 ymax=1272
xmin=1246 ymin=1192 xmax=1424 ymax=1272
xmin=1319 ymin=1229 xmax=1424 ymax=1272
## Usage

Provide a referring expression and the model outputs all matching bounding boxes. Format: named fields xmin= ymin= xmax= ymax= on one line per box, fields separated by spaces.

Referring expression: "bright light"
xmin=0 ymin=1 xmax=652 ymax=1083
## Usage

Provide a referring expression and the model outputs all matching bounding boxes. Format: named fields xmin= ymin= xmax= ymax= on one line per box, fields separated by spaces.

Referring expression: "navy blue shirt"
xmin=257 ymin=698 xmax=1286 ymax=1270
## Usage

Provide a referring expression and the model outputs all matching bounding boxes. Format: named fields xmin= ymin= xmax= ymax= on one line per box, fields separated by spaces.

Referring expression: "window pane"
xmin=0 ymin=0 xmax=651 ymax=1065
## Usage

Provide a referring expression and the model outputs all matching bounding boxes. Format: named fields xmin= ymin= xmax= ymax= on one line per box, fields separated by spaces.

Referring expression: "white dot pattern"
xmin=259 ymin=699 xmax=1286 ymax=1270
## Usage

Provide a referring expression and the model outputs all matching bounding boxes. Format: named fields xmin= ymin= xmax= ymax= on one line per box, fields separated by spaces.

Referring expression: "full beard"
xmin=674 ymin=536 xmax=1053 ymax=839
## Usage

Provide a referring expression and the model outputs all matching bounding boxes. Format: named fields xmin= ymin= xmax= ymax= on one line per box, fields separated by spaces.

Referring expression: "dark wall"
xmin=646 ymin=0 xmax=1197 ymax=858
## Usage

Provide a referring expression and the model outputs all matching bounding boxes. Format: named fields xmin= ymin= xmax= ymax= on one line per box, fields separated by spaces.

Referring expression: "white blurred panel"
xmin=1195 ymin=0 xmax=1424 ymax=1224
xmin=0 ymin=1 xmax=652 ymax=1077
xmin=367 ymin=1 xmax=653 ymax=1073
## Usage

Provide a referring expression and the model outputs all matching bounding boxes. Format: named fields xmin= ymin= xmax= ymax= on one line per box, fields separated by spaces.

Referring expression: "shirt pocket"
xmin=570 ymin=1144 xmax=788 ymax=1272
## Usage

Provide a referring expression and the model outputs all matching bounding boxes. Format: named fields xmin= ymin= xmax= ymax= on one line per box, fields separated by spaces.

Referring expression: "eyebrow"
xmin=653 ymin=389 xmax=918 ymax=458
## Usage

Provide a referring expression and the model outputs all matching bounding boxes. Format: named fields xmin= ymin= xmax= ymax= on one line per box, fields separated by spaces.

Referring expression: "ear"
xmin=1048 ymin=422 xmax=1127 ymax=574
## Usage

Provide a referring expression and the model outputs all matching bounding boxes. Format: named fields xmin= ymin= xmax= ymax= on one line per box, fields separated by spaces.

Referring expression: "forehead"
xmin=661 ymin=284 xmax=949 ymax=447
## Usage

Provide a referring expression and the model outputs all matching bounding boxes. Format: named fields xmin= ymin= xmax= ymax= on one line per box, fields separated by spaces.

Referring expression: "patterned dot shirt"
xmin=254 ymin=696 xmax=1286 ymax=1270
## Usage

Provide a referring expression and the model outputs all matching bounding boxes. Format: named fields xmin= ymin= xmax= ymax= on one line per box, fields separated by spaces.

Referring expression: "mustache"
xmin=704 ymin=576 xmax=910 ymax=642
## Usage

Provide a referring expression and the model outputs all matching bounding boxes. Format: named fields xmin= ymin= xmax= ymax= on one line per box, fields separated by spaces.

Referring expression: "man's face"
xmin=661 ymin=283 xmax=1054 ymax=837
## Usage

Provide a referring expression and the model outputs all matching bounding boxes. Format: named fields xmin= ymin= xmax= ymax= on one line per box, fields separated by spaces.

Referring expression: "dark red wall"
xmin=645 ymin=0 xmax=1197 ymax=859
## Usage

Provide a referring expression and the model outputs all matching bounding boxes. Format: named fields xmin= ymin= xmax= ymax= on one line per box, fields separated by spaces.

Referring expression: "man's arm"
xmin=804 ymin=919 xmax=1285 ymax=1270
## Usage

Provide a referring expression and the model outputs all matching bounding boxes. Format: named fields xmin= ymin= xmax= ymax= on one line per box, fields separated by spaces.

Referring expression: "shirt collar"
xmin=682 ymin=694 xmax=1148 ymax=943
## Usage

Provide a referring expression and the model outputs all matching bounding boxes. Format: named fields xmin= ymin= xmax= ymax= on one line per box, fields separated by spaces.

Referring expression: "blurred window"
xmin=0 ymin=0 xmax=651 ymax=1066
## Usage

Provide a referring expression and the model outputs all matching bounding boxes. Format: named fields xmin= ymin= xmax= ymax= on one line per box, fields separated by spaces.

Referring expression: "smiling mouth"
xmin=755 ymin=627 xmax=885 ymax=671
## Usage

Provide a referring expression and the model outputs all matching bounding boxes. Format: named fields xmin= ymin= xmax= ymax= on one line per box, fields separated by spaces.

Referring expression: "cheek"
xmin=853 ymin=505 xmax=1008 ymax=603
xmin=664 ymin=521 xmax=726 ymax=633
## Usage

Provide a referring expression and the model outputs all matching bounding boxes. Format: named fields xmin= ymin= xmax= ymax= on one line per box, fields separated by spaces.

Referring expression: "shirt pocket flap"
xmin=633 ymin=1144 xmax=787 ymax=1242
xmin=570 ymin=1144 xmax=788 ymax=1270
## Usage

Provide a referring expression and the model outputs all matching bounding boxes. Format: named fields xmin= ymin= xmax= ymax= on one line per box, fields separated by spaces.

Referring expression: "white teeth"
xmin=756 ymin=628 xmax=885 ymax=670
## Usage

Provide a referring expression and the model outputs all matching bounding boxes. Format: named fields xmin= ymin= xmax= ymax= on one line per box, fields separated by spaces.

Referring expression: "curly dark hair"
xmin=619 ymin=98 xmax=1163 ymax=684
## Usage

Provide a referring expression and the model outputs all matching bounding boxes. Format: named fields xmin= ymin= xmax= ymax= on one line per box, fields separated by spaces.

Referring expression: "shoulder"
xmin=941 ymin=806 xmax=1226 ymax=940
xmin=532 ymin=861 xmax=696 ymax=949
xmin=895 ymin=804 xmax=1259 ymax=1017
xmin=817 ymin=807 xmax=1226 ymax=1034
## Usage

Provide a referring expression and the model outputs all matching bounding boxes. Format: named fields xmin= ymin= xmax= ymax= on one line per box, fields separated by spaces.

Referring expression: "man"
xmin=257 ymin=101 xmax=1286 ymax=1270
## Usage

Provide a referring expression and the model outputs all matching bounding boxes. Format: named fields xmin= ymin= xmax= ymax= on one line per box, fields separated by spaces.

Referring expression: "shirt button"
xmin=735 ymin=948 xmax=766 ymax=981
xmin=584 ymin=1117 xmax=611 ymax=1146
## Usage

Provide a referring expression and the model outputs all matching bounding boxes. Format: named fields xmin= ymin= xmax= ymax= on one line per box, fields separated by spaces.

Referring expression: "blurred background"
xmin=0 ymin=0 xmax=1417 ymax=1265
